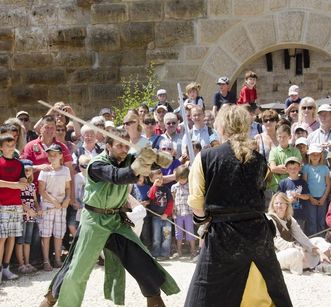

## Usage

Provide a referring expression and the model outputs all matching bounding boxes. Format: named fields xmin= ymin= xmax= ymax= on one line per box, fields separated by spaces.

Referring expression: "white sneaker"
xmin=2 ymin=267 xmax=19 ymax=280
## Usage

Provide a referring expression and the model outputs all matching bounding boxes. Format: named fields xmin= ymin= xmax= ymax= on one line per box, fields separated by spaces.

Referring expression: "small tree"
xmin=114 ymin=63 xmax=159 ymax=126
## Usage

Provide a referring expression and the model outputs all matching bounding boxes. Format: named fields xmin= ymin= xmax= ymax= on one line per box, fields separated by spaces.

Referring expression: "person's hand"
xmin=28 ymin=209 xmax=37 ymax=218
xmin=141 ymin=200 xmax=150 ymax=207
xmin=36 ymin=209 xmax=43 ymax=217
xmin=72 ymin=202 xmax=81 ymax=210
xmin=53 ymin=201 xmax=62 ymax=209
xmin=310 ymin=197 xmax=319 ymax=206
xmin=290 ymin=191 xmax=298 ymax=198
xmin=318 ymin=197 xmax=327 ymax=206
xmin=153 ymin=178 xmax=162 ymax=186
xmin=160 ymin=213 xmax=167 ymax=220
xmin=312 ymin=247 xmax=319 ymax=256
xmin=131 ymin=148 xmax=156 ymax=176
xmin=16 ymin=181 xmax=29 ymax=190
xmin=63 ymin=105 xmax=75 ymax=115
xmin=36 ymin=164 xmax=53 ymax=172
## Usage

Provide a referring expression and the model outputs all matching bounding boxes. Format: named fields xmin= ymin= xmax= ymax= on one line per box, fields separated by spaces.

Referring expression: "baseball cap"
xmin=45 ymin=144 xmax=63 ymax=153
xmin=288 ymin=85 xmax=299 ymax=96
xmin=217 ymin=76 xmax=229 ymax=85
xmin=99 ymin=108 xmax=112 ymax=116
xmin=285 ymin=156 xmax=301 ymax=166
xmin=157 ymin=89 xmax=167 ymax=96
xmin=295 ymin=137 xmax=308 ymax=146
xmin=307 ymin=143 xmax=323 ymax=155
xmin=20 ymin=159 xmax=33 ymax=168
xmin=294 ymin=125 xmax=308 ymax=133
xmin=105 ymin=120 xmax=115 ymax=128
xmin=156 ymin=105 xmax=167 ymax=112
xmin=318 ymin=104 xmax=331 ymax=113
xmin=16 ymin=110 xmax=29 ymax=118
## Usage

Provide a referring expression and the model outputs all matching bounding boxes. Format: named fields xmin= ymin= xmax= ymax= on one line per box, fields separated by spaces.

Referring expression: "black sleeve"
xmin=19 ymin=162 xmax=26 ymax=179
xmin=88 ymin=160 xmax=138 ymax=185
xmin=213 ymin=92 xmax=219 ymax=106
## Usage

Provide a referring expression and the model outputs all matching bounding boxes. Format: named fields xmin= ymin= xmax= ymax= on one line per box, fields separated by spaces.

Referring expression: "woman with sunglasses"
xmin=285 ymin=103 xmax=299 ymax=125
xmin=291 ymin=97 xmax=319 ymax=138
xmin=255 ymin=109 xmax=279 ymax=161
xmin=142 ymin=113 xmax=164 ymax=149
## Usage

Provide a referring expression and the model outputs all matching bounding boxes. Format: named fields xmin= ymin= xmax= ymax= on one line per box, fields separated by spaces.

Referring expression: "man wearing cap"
xmin=16 ymin=111 xmax=38 ymax=143
xmin=212 ymin=76 xmax=236 ymax=117
xmin=154 ymin=105 xmax=168 ymax=135
xmin=307 ymin=104 xmax=331 ymax=156
xmin=99 ymin=108 xmax=114 ymax=122
xmin=284 ymin=85 xmax=301 ymax=109
xmin=154 ymin=89 xmax=173 ymax=112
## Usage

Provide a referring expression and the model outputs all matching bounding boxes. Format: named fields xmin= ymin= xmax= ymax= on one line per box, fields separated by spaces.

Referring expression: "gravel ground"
xmin=1 ymin=259 xmax=330 ymax=306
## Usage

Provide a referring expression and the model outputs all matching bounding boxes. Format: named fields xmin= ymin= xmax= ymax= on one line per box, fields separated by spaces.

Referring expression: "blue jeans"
xmin=306 ymin=197 xmax=328 ymax=236
xmin=152 ymin=217 xmax=172 ymax=257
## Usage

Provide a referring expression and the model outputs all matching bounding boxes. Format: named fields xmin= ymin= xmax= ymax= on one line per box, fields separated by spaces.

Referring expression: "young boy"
xmin=171 ymin=165 xmax=195 ymax=258
xmin=38 ymin=144 xmax=71 ymax=271
xmin=148 ymin=169 xmax=174 ymax=260
xmin=0 ymin=134 xmax=27 ymax=282
xmin=237 ymin=71 xmax=258 ymax=105
xmin=278 ymin=157 xmax=310 ymax=231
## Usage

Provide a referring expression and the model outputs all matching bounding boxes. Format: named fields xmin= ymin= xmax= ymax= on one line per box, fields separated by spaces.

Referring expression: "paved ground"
xmin=1 ymin=258 xmax=330 ymax=306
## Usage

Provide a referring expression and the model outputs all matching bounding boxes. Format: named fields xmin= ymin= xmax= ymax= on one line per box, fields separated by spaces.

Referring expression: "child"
xmin=302 ymin=144 xmax=331 ymax=236
xmin=15 ymin=159 xmax=41 ymax=274
xmin=74 ymin=154 xmax=91 ymax=224
xmin=171 ymin=165 xmax=195 ymax=258
xmin=148 ymin=170 xmax=174 ymax=260
xmin=237 ymin=71 xmax=258 ymax=105
xmin=38 ymin=144 xmax=71 ymax=271
xmin=278 ymin=157 xmax=310 ymax=232
xmin=295 ymin=137 xmax=309 ymax=165
xmin=184 ymin=82 xmax=205 ymax=110
xmin=0 ymin=134 xmax=27 ymax=282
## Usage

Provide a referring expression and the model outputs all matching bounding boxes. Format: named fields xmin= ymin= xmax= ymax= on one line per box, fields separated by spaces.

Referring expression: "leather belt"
xmin=85 ymin=204 xmax=121 ymax=215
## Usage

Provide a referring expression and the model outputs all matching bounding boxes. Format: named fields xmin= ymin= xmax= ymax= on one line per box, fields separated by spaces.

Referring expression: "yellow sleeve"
xmin=188 ymin=152 xmax=205 ymax=210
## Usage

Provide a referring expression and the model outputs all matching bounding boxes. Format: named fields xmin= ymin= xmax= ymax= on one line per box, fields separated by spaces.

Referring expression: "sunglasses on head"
xmin=18 ymin=117 xmax=29 ymax=122
xmin=301 ymin=106 xmax=313 ymax=110
xmin=290 ymin=110 xmax=299 ymax=113
xmin=143 ymin=120 xmax=156 ymax=125
xmin=166 ymin=121 xmax=177 ymax=126
xmin=123 ymin=121 xmax=136 ymax=126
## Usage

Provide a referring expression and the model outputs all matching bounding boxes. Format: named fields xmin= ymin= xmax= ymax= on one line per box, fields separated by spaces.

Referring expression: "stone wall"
xmin=0 ymin=0 xmax=331 ymax=122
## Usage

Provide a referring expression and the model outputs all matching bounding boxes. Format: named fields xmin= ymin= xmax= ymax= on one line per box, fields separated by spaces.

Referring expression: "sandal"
xmin=43 ymin=262 xmax=53 ymax=272
xmin=26 ymin=264 xmax=37 ymax=273
xmin=18 ymin=265 xmax=30 ymax=274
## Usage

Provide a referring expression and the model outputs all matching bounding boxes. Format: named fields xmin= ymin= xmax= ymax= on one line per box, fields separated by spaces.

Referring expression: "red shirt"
xmin=20 ymin=137 xmax=73 ymax=191
xmin=237 ymin=85 xmax=257 ymax=105
xmin=0 ymin=157 xmax=25 ymax=205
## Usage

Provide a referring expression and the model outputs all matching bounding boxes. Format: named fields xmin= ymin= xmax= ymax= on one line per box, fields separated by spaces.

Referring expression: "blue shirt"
xmin=302 ymin=164 xmax=329 ymax=197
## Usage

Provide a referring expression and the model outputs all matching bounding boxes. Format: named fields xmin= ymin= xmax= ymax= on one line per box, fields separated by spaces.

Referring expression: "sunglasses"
xmin=56 ymin=128 xmax=66 ymax=132
xmin=18 ymin=117 xmax=29 ymax=122
xmin=161 ymin=147 xmax=173 ymax=151
xmin=79 ymin=164 xmax=88 ymax=169
xmin=301 ymin=106 xmax=313 ymax=110
xmin=263 ymin=118 xmax=277 ymax=123
xmin=143 ymin=120 xmax=156 ymax=125
xmin=290 ymin=110 xmax=299 ymax=113
xmin=166 ymin=121 xmax=177 ymax=126
xmin=123 ymin=121 xmax=136 ymax=126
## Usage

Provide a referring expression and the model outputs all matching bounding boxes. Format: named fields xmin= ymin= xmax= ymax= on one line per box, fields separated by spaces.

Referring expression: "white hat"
xmin=307 ymin=143 xmax=323 ymax=155
xmin=294 ymin=124 xmax=308 ymax=133
xmin=156 ymin=105 xmax=167 ymax=112
xmin=157 ymin=89 xmax=167 ymax=96
xmin=295 ymin=137 xmax=308 ymax=146
xmin=288 ymin=85 xmax=299 ymax=96
xmin=318 ymin=104 xmax=331 ymax=113
xmin=105 ymin=120 xmax=115 ymax=128
xmin=216 ymin=76 xmax=229 ymax=85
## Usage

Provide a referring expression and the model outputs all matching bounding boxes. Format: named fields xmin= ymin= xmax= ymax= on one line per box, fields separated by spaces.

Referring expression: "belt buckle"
xmin=104 ymin=208 xmax=114 ymax=215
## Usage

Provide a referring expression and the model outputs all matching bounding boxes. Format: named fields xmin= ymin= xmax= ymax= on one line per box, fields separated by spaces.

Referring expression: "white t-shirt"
xmin=38 ymin=166 xmax=71 ymax=209
xmin=74 ymin=172 xmax=86 ymax=207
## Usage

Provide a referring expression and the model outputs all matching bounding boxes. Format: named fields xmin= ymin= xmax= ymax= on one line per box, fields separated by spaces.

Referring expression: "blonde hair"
xmin=185 ymin=82 xmax=201 ymax=95
xmin=215 ymin=105 xmax=253 ymax=163
xmin=268 ymin=192 xmax=293 ymax=220
xmin=298 ymin=97 xmax=317 ymax=123
xmin=123 ymin=113 xmax=142 ymax=133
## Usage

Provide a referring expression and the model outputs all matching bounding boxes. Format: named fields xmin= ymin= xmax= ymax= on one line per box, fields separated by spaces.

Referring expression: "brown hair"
xmin=175 ymin=165 xmax=190 ymax=181
xmin=276 ymin=124 xmax=291 ymax=135
xmin=261 ymin=109 xmax=279 ymax=123
xmin=245 ymin=71 xmax=258 ymax=80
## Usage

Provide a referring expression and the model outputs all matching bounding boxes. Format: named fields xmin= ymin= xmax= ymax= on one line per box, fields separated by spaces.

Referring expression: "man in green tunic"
xmin=41 ymin=129 xmax=179 ymax=307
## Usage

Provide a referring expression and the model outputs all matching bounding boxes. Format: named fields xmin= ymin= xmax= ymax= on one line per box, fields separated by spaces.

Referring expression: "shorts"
xmin=174 ymin=215 xmax=195 ymax=241
xmin=0 ymin=205 xmax=23 ymax=238
xmin=39 ymin=208 xmax=67 ymax=239
xmin=16 ymin=221 xmax=34 ymax=244
xmin=66 ymin=206 xmax=79 ymax=227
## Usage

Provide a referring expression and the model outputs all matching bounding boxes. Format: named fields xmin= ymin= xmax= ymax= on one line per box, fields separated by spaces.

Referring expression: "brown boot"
xmin=147 ymin=294 xmax=166 ymax=307
xmin=39 ymin=291 xmax=57 ymax=307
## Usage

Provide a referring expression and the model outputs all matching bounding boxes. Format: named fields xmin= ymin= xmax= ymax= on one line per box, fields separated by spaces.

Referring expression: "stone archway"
xmin=193 ymin=9 xmax=331 ymax=105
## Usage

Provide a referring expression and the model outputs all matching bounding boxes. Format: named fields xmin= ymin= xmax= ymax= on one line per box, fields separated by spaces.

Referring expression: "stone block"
xmin=15 ymin=27 xmax=48 ymax=51
xmin=91 ymin=3 xmax=128 ymax=24
xmin=69 ymin=85 xmax=89 ymax=103
xmin=50 ymin=27 xmax=87 ymax=48
xmin=53 ymin=51 xmax=92 ymax=67
xmin=13 ymin=53 xmax=53 ymax=67
xmin=0 ymin=54 xmax=9 ymax=66
xmin=22 ymin=68 xmax=66 ymax=84
xmin=146 ymin=47 xmax=179 ymax=64
xmin=120 ymin=65 xmax=147 ymax=80
xmin=130 ymin=1 xmax=162 ymax=22
xmin=120 ymin=23 xmax=154 ymax=48
xmin=208 ymin=0 xmax=232 ymax=16
xmin=0 ymin=68 xmax=9 ymax=87
xmin=87 ymin=26 xmax=121 ymax=51
xmin=233 ymin=0 xmax=265 ymax=15
xmin=30 ymin=5 xmax=58 ymax=26
xmin=98 ymin=52 xmax=122 ymax=67
xmin=277 ymin=11 xmax=305 ymax=42
xmin=69 ymin=68 xmax=119 ymax=84
xmin=198 ymin=19 xmax=240 ymax=43
xmin=185 ymin=46 xmax=209 ymax=60
xmin=289 ymin=0 xmax=322 ymax=9
xmin=165 ymin=0 xmax=206 ymax=19
xmin=155 ymin=21 xmax=194 ymax=47
xmin=0 ymin=7 xmax=29 ymax=27
xmin=121 ymin=48 xmax=147 ymax=66
xmin=0 ymin=40 xmax=13 ymax=51
xmin=269 ymin=0 xmax=288 ymax=10
xmin=48 ymin=85 xmax=70 ymax=101
xmin=0 ymin=28 xmax=14 ymax=40
xmin=203 ymin=46 xmax=238 ymax=78
xmin=196 ymin=70 xmax=217 ymax=108
xmin=90 ymin=84 xmax=122 ymax=101
xmin=306 ymin=13 xmax=331 ymax=48
xmin=165 ymin=64 xmax=199 ymax=80
xmin=221 ymin=25 xmax=255 ymax=63
xmin=58 ymin=4 xmax=91 ymax=25
xmin=11 ymin=84 xmax=48 ymax=104
xmin=246 ymin=17 xmax=276 ymax=50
